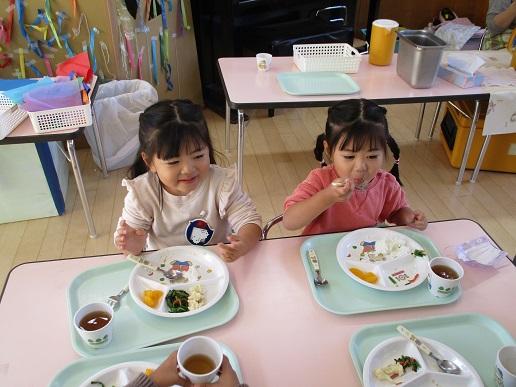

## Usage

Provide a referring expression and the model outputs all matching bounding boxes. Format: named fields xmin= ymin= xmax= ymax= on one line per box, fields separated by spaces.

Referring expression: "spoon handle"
xmin=307 ymin=248 xmax=321 ymax=272
xmin=397 ymin=325 xmax=433 ymax=356
xmin=127 ymin=254 xmax=158 ymax=271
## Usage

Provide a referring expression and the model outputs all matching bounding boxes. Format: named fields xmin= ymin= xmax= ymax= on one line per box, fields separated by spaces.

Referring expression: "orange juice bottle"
xmin=369 ymin=19 xmax=399 ymax=66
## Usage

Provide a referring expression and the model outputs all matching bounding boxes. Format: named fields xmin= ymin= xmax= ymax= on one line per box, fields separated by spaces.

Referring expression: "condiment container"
xmin=396 ymin=29 xmax=447 ymax=88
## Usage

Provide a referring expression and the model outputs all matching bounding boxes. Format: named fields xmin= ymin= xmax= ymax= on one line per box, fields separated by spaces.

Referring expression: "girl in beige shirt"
xmin=114 ymin=100 xmax=261 ymax=262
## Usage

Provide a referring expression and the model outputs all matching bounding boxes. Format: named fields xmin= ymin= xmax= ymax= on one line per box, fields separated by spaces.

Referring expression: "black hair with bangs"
xmin=128 ymin=99 xmax=216 ymax=179
xmin=314 ymin=99 xmax=402 ymax=184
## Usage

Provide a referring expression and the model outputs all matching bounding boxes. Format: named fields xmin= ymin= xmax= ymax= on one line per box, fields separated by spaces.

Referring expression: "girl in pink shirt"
xmin=283 ymin=99 xmax=427 ymax=235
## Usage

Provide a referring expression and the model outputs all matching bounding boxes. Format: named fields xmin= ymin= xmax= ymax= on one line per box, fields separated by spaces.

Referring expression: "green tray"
xmin=276 ymin=72 xmax=360 ymax=95
xmin=300 ymin=228 xmax=461 ymax=315
xmin=68 ymin=261 xmax=239 ymax=357
xmin=349 ymin=312 xmax=516 ymax=386
xmin=49 ymin=341 xmax=243 ymax=387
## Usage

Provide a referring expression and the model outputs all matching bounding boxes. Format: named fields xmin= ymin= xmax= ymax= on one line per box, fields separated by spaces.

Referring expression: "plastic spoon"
xmin=127 ymin=254 xmax=186 ymax=282
xmin=397 ymin=325 xmax=461 ymax=374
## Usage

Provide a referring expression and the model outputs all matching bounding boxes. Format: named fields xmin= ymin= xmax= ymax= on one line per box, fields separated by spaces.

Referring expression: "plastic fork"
xmin=105 ymin=286 xmax=129 ymax=311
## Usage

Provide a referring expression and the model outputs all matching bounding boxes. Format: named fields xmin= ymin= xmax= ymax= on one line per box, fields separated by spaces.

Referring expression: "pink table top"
xmin=218 ymin=55 xmax=489 ymax=109
xmin=1 ymin=219 xmax=515 ymax=386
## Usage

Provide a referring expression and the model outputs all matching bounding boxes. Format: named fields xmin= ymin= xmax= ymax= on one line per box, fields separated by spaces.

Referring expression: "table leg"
xmin=428 ymin=101 xmax=442 ymax=139
xmin=67 ymin=139 xmax=97 ymax=238
xmin=415 ymin=103 xmax=426 ymax=140
xmin=225 ymin=100 xmax=231 ymax=153
xmin=91 ymin=104 xmax=108 ymax=177
xmin=237 ymin=109 xmax=245 ymax=186
xmin=456 ymin=100 xmax=480 ymax=185
xmin=470 ymin=135 xmax=491 ymax=183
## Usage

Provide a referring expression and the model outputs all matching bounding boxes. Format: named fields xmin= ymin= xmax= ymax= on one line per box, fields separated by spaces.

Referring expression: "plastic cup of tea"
xmin=256 ymin=53 xmax=272 ymax=71
xmin=496 ymin=345 xmax=516 ymax=387
xmin=73 ymin=302 xmax=114 ymax=349
xmin=177 ymin=336 xmax=223 ymax=384
xmin=427 ymin=256 xmax=464 ymax=298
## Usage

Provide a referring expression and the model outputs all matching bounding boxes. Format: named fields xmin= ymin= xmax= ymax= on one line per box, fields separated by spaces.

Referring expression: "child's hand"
xmin=216 ymin=234 xmax=249 ymax=262
xmin=406 ymin=210 xmax=428 ymax=230
xmin=114 ymin=218 xmax=147 ymax=256
xmin=149 ymin=350 xmax=189 ymax=387
xmin=328 ymin=178 xmax=355 ymax=202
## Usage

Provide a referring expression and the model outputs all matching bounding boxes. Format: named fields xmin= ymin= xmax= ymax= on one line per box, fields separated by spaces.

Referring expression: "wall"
xmin=354 ymin=0 xmax=489 ymax=34
xmin=0 ymin=0 xmax=202 ymax=103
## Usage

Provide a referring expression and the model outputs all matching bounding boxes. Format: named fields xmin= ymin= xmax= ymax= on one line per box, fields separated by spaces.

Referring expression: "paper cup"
xmin=178 ymin=336 xmax=223 ymax=384
xmin=256 ymin=53 xmax=272 ymax=71
xmin=427 ymin=257 xmax=464 ymax=297
xmin=73 ymin=302 xmax=114 ymax=349
xmin=496 ymin=345 xmax=516 ymax=387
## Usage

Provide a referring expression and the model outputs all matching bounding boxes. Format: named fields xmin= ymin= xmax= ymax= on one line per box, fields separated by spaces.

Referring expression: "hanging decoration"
xmin=137 ymin=45 xmax=144 ymax=80
xmin=5 ymin=0 xmax=15 ymax=46
xmin=151 ymin=35 xmax=158 ymax=85
xmin=61 ymin=33 xmax=74 ymax=57
xmin=44 ymin=0 xmax=62 ymax=48
xmin=0 ymin=52 xmax=12 ymax=68
xmin=159 ymin=0 xmax=173 ymax=90
xmin=89 ymin=26 xmax=99 ymax=74
xmin=26 ymin=59 xmax=43 ymax=77
xmin=18 ymin=48 xmax=26 ymax=78
xmin=99 ymin=41 xmax=116 ymax=79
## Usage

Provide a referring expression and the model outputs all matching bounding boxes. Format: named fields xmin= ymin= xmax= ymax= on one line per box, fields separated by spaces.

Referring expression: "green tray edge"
xmin=299 ymin=228 xmax=461 ymax=315
xmin=348 ymin=312 xmax=516 ymax=386
xmin=49 ymin=341 xmax=243 ymax=387
xmin=67 ymin=260 xmax=239 ymax=357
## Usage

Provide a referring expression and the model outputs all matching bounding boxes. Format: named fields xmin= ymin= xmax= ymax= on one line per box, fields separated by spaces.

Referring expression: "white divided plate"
xmin=78 ymin=361 xmax=158 ymax=387
xmin=129 ymin=246 xmax=229 ymax=318
xmin=363 ymin=337 xmax=483 ymax=387
xmin=336 ymin=228 xmax=428 ymax=291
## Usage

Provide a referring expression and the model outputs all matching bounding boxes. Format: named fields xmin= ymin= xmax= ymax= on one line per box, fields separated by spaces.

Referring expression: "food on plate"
xmin=141 ymin=289 xmax=164 ymax=308
xmin=165 ymin=285 xmax=205 ymax=313
xmin=350 ymin=237 xmax=413 ymax=263
xmin=144 ymin=368 xmax=154 ymax=376
xmin=373 ymin=362 xmax=405 ymax=383
xmin=412 ymin=249 xmax=426 ymax=257
xmin=394 ymin=355 xmax=421 ymax=372
xmin=349 ymin=267 xmax=378 ymax=283
xmin=188 ymin=284 xmax=205 ymax=310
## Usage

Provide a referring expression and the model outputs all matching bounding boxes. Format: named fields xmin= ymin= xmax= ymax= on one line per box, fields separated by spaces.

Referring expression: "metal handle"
xmin=397 ymin=325 xmax=433 ymax=356
xmin=117 ymin=286 xmax=129 ymax=297
xmin=308 ymin=249 xmax=321 ymax=272
xmin=127 ymin=254 xmax=157 ymax=271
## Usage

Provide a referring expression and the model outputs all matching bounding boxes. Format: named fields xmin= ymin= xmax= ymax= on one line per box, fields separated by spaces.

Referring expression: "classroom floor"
xmin=1 ymin=103 xmax=515 ymax=290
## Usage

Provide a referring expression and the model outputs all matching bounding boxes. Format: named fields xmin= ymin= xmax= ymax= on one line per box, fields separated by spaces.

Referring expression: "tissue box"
xmin=438 ymin=64 xmax=484 ymax=88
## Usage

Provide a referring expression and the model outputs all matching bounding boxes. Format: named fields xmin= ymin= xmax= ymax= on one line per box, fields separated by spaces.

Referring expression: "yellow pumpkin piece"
xmin=142 ymin=290 xmax=164 ymax=308
xmin=349 ymin=267 xmax=378 ymax=284
xmin=144 ymin=368 xmax=154 ymax=376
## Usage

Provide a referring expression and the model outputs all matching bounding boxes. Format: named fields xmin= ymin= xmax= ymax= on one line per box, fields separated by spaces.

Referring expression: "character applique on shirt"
xmin=185 ymin=211 xmax=214 ymax=245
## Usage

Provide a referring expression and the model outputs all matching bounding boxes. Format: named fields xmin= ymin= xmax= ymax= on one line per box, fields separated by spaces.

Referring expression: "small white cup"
xmin=427 ymin=257 xmax=464 ymax=297
xmin=256 ymin=53 xmax=272 ymax=71
xmin=178 ymin=336 xmax=223 ymax=384
xmin=73 ymin=302 xmax=114 ymax=349
xmin=496 ymin=345 xmax=516 ymax=387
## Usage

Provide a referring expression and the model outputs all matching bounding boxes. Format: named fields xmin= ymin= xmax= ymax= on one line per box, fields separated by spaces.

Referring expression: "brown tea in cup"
xmin=431 ymin=264 xmax=459 ymax=280
xmin=79 ymin=310 xmax=111 ymax=331
xmin=183 ymin=354 xmax=216 ymax=374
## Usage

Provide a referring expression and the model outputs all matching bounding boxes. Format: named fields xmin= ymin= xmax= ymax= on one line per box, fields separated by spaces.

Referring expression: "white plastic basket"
xmin=0 ymin=92 xmax=16 ymax=110
xmin=0 ymin=105 xmax=28 ymax=140
xmin=28 ymin=101 xmax=92 ymax=133
xmin=293 ymin=43 xmax=362 ymax=73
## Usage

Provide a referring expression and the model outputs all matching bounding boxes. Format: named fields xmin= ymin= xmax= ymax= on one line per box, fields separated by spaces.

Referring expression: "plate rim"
xmin=336 ymin=228 xmax=428 ymax=292
xmin=362 ymin=336 xmax=483 ymax=387
xmin=129 ymin=245 xmax=229 ymax=318
xmin=78 ymin=360 xmax=158 ymax=387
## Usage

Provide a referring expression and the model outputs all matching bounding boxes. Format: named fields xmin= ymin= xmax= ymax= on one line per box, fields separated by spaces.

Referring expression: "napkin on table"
xmin=455 ymin=236 xmax=508 ymax=268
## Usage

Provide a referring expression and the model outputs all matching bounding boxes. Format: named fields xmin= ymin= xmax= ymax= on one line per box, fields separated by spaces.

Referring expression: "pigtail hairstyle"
xmin=127 ymin=99 xmax=216 ymax=180
xmin=314 ymin=99 xmax=402 ymax=185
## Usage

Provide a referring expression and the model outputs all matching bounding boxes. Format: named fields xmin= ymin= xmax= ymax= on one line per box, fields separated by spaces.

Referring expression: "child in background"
xmin=283 ymin=99 xmax=427 ymax=235
xmin=114 ymin=100 xmax=262 ymax=262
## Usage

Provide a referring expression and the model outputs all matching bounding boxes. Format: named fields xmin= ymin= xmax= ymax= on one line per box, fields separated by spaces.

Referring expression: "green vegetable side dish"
xmin=412 ymin=249 xmax=427 ymax=257
xmin=166 ymin=289 xmax=190 ymax=313
xmin=394 ymin=355 xmax=421 ymax=372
